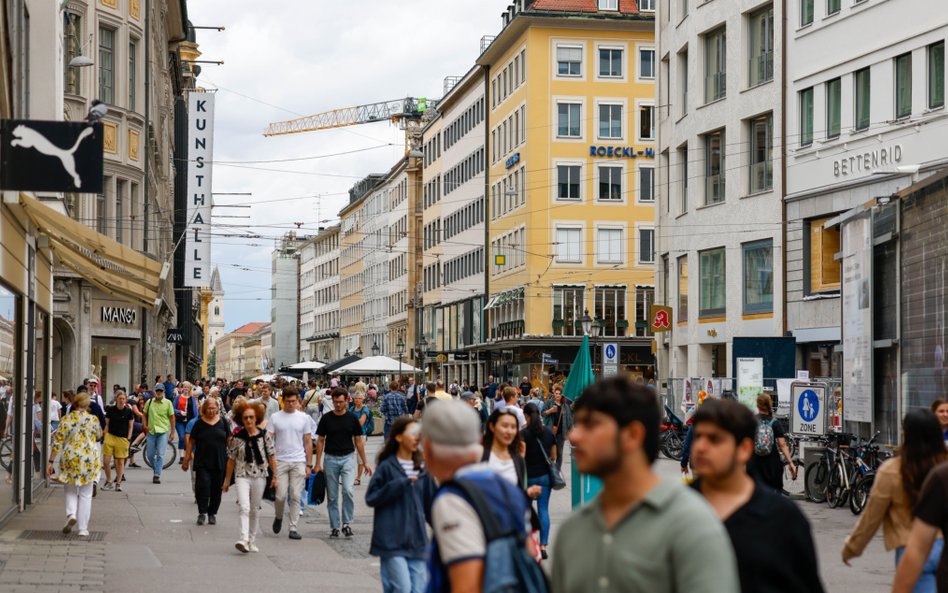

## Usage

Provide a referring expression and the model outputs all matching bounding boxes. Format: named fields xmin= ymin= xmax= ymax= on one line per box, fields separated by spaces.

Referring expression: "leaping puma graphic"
xmin=10 ymin=124 xmax=94 ymax=188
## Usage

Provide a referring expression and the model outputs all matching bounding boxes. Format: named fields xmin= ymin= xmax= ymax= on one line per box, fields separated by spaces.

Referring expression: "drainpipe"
xmin=483 ymin=65 xmax=491 ymax=374
xmin=780 ymin=0 xmax=789 ymax=340
xmin=140 ymin=0 xmax=151 ymax=385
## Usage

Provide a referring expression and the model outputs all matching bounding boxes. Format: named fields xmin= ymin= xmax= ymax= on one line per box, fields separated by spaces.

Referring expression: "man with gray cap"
xmin=460 ymin=390 xmax=488 ymax=432
xmin=423 ymin=400 xmax=537 ymax=592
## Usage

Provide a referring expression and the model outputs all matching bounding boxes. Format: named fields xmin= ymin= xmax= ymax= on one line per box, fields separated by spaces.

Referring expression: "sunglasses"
xmin=242 ymin=414 xmax=256 ymax=421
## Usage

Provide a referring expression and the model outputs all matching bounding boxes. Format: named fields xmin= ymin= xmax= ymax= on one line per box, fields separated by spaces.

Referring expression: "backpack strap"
xmin=443 ymin=478 xmax=508 ymax=542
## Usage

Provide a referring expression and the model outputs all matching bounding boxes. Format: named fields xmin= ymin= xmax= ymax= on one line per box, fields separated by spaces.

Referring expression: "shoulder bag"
xmin=535 ymin=435 xmax=566 ymax=490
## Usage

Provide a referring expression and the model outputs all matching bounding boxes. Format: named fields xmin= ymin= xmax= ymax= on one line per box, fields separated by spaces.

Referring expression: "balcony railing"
xmin=749 ymin=160 xmax=773 ymax=193
xmin=705 ymin=71 xmax=726 ymax=103
xmin=749 ymin=51 xmax=774 ymax=87
xmin=705 ymin=174 xmax=725 ymax=205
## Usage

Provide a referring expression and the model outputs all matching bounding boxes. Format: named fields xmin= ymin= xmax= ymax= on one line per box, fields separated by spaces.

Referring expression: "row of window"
xmin=492 ymin=48 xmax=527 ymax=110
xmin=341 ymin=305 xmax=364 ymax=329
xmin=555 ymin=100 xmax=655 ymax=142
xmin=423 ymin=220 xmax=442 ymax=250
xmin=444 ymin=196 xmax=486 ymax=242
xmin=314 ymin=311 xmax=339 ymax=335
xmin=388 ymin=214 xmax=408 ymax=246
xmin=799 ymin=42 xmax=945 ymax=146
xmin=554 ymin=44 xmax=655 ymax=82
xmin=388 ymin=254 xmax=407 ymax=281
xmin=552 ymin=285 xmax=655 ymax=338
xmin=491 ymin=226 xmax=527 ymax=276
xmin=389 ymin=290 xmax=408 ymax=319
xmin=85 ymin=176 xmax=146 ymax=251
xmin=445 ymin=97 xmax=486 ymax=151
xmin=672 ymin=239 xmax=774 ymax=321
xmin=423 ymin=133 xmax=441 ymax=167
xmin=423 ymin=261 xmax=443 ymax=292
xmin=556 ymin=162 xmax=654 ymax=203
xmin=444 ymin=148 xmax=486 ymax=196
xmin=554 ymin=225 xmax=654 ymax=266
xmin=800 ymin=0 xmax=867 ymax=27
xmin=64 ymin=13 xmax=140 ymax=111
xmin=491 ymin=105 xmax=526 ymax=164
xmin=444 ymin=248 xmax=485 ymax=286
xmin=423 ymin=174 xmax=442 ymax=209
xmin=387 ymin=179 xmax=408 ymax=211
xmin=490 ymin=165 xmax=526 ymax=220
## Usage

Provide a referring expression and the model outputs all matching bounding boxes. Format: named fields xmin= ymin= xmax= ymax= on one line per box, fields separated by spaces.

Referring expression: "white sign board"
xmin=841 ymin=214 xmax=873 ymax=422
xmin=184 ymin=92 xmax=215 ymax=287
xmin=736 ymin=357 xmax=764 ymax=410
xmin=602 ymin=343 xmax=618 ymax=377
xmin=790 ymin=383 xmax=827 ymax=436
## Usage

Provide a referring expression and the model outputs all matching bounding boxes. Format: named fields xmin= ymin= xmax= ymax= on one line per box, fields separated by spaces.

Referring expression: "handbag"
xmin=535 ymin=436 xmax=566 ymax=490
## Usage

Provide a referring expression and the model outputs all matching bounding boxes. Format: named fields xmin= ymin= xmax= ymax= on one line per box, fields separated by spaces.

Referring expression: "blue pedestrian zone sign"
xmin=798 ymin=390 xmax=820 ymax=422
xmin=604 ymin=344 xmax=617 ymax=360
xmin=790 ymin=383 xmax=826 ymax=436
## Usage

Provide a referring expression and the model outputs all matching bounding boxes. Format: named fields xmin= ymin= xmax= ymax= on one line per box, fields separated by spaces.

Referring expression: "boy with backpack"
xmin=746 ymin=392 xmax=797 ymax=493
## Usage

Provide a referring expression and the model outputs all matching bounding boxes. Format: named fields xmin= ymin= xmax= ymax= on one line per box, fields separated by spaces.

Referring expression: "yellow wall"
xmin=488 ymin=24 xmax=656 ymax=336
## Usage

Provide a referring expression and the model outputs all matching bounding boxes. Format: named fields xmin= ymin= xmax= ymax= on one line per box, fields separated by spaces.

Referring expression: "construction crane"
xmin=263 ymin=97 xmax=437 ymax=148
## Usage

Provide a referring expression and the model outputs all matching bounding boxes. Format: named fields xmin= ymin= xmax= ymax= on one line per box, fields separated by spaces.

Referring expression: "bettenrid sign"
xmin=185 ymin=92 xmax=214 ymax=287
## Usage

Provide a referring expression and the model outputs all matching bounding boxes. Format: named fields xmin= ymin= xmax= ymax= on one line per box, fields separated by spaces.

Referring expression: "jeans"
xmin=274 ymin=460 xmax=306 ymax=531
xmin=145 ymin=432 xmax=169 ymax=476
xmin=553 ymin=433 xmax=565 ymax=471
xmin=527 ymin=474 xmax=552 ymax=545
xmin=175 ymin=420 xmax=186 ymax=450
xmin=380 ymin=556 xmax=427 ymax=593
xmin=235 ymin=476 xmax=265 ymax=543
xmin=194 ymin=467 xmax=224 ymax=515
xmin=64 ymin=483 xmax=94 ymax=532
xmin=324 ymin=453 xmax=356 ymax=528
xmin=895 ymin=538 xmax=943 ymax=593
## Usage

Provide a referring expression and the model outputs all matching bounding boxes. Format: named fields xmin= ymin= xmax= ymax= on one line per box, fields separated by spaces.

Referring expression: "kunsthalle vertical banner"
xmin=185 ymin=92 xmax=214 ymax=287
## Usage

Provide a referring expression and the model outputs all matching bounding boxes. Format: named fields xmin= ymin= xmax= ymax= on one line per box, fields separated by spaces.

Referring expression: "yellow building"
xmin=477 ymin=0 xmax=656 ymax=382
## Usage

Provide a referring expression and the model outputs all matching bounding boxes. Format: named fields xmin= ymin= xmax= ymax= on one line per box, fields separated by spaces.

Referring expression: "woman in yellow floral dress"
xmin=47 ymin=391 xmax=102 ymax=537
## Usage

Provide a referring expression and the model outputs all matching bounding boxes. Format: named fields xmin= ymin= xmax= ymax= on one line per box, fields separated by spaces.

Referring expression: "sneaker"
xmin=342 ymin=524 xmax=353 ymax=538
xmin=77 ymin=531 xmax=89 ymax=538
xmin=288 ymin=530 xmax=301 ymax=540
xmin=152 ymin=476 xmax=160 ymax=484
xmin=207 ymin=515 xmax=216 ymax=525
xmin=114 ymin=483 xmax=122 ymax=492
xmin=248 ymin=542 xmax=259 ymax=553
xmin=235 ymin=540 xmax=249 ymax=554
xmin=128 ymin=462 xmax=141 ymax=468
xmin=329 ymin=528 xmax=340 ymax=539
xmin=63 ymin=515 xmax=77 ymax=534
xmin=272 ymin=517 xmax=282 ymax=534
xmin=121 ymin=474 xmax=126 ymax=482
xmin=101 ymin=482 xmax=114 ymax=491
xmin=196 ymin=514 xmax=206 ymax=526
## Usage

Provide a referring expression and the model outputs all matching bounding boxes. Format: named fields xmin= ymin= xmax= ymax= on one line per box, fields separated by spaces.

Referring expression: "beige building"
xmin=214 ymin=322 xmax=269 ymax=380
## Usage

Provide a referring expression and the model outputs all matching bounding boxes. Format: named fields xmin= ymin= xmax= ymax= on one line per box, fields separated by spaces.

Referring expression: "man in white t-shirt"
xmin=498 ymin=385 xmax=527 ymax=430
xmin=268 ymin=388 xmax=313 ymax=541
xmin=49 ymin=394 xmax=62 ymax=431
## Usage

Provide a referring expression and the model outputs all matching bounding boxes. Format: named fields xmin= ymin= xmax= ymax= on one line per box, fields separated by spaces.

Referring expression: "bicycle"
xmin=804 ymin=433 xmax=848 ymax=503
xmin=140 ymin=437 xmax=178 ymax=470
xmin=0 ymin=435 xmax=12 ymax=473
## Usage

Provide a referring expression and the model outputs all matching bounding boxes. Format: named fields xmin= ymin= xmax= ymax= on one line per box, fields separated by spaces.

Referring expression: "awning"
xmin=18 ymin=193 xmax=164 ymax=308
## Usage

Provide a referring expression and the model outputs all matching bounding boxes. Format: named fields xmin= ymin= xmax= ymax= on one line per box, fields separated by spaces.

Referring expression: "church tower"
xmin=207 ymin=266 xmax=226 ymax=348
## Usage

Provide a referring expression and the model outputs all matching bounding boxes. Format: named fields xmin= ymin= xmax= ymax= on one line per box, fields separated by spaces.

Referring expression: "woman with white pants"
xmin=223 ymin=399 xmax=276 ymax=553
xmin=47 ymin=391 xmax=102 ymax=537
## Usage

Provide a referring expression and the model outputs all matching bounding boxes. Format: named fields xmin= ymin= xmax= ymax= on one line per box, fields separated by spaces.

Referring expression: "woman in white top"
xmin=481 ymin=408 xmax=542 ymax=499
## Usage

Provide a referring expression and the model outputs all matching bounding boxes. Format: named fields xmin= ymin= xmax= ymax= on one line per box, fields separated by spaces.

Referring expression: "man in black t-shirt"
xmin=892 ymin=462 xmax=948 ymax=593
xmin=102 ymin=391 xmax=135 ymax=491
xmin=314 ymin=388 xmax=372 ymax=538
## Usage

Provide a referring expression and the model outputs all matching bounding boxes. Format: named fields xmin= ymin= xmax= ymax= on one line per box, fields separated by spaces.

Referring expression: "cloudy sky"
xmin=187 ymin=0 xmax=511 ymax=332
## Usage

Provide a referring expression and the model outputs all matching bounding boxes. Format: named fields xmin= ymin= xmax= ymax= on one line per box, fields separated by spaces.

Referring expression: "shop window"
xmin=808 ymin=217 xmax=841 ymax=293
xmin=634 ymin=287 xmax=654 ymax=337
xmin=553 ymin=286 xmax=584 ymax=336
xmin=595 ymin=286 xmax=627 ymax=337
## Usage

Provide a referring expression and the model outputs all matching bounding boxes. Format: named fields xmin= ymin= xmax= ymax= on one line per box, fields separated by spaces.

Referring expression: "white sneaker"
xmin=235 ymin=540 xmax=249 ymax=553
xmin=63 ymin=515 xmax=77 ymax=534
xmin=101 ymin=482 xmax=114 ymax=491
xmin=248 ymin=542 xmax=259 ymax=553
xmin=77 ymin=531 xmax=89 ymax=538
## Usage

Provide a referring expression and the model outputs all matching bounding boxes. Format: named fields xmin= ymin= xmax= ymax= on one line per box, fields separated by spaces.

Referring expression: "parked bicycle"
xmin=0 ymin=435 xmax=12 ymax=473
xmin=804 ymin=431 xmax=887 ymax=512
xmin=659 ymin=404 xmax=686 ymax=461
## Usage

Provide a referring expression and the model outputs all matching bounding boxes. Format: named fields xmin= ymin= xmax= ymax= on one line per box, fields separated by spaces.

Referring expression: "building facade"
xmin=207 ymin=266 xmax=225 ymax=349
xmin=655 ymin=0 xmax=783 ymax=386
xmin=214 ymin=321 xmax=268 ymax=380
xmin=477 ymin=0 xmax=657 ymax=385
xmin=339 ymin=176 xmax=382 ymax=356
xmin=299 ymin=225 xmax=341 ymax=363
xmin=270 ymin=232 xmax=303 ymax=369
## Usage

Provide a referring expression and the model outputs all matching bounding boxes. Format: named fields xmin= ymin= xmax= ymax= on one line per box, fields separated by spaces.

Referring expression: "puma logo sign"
xmin=10 ymin=124 xmax=94 ymax=188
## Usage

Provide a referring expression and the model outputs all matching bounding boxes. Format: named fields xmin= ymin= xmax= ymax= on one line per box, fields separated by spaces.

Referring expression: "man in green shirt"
xmin=141 ymin=385 xmax=176 ymax=484
xmin=552 ymin=377 xmax=739 ymax=593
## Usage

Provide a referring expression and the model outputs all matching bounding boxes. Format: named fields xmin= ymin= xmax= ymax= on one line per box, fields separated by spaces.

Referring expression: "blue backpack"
xmin=363 ymin=410 xmax=375 ymax=436
xmin=445 ymin=479 xmax=549 ymax=593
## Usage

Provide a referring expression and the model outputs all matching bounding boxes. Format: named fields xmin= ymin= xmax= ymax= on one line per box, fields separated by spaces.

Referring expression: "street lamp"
xmin=580 ymin=310 xmax=593 ymax=336
xmin=372 ymin=341 xmax=381 ymax=357
xmin=418 ymin=336 xmax=428 ymax=382
xmin=396 ymin=336 xmax=405 ymax=383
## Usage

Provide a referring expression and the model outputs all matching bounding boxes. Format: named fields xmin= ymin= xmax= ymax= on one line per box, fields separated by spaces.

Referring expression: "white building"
xmin=785 ymin=0 xmax=947 ymax=441
xmin=271 ymin=232 xmax=303 ymax=369
xmin=207 ymin=266 xmax=225 ymax=348
xmin=298 ymin=225 xmax=340 ymax=363
xmin=656 ymin=0 xmax=784 ymax=383
xmin=420 ymin=70 xmax=487 ymax=384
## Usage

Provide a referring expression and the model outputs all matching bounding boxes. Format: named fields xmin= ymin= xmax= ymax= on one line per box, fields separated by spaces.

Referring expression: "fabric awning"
xmin=18 ymin=193 xmax=164 ymax=308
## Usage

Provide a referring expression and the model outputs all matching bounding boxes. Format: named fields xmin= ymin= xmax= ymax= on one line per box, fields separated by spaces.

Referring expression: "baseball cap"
xmin=154 ymin=384 xmax=165 ymax=392
xmin=459 ymin=391 xmax=476 ymax=401
xmin=421 ymin=399 xmax=481 ymax=447
xmin=87 ymin=376 xmax=99 ymax=384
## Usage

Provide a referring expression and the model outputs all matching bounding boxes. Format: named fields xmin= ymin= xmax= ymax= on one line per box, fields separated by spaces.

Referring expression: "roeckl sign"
xmin=184 ymin=92 xmax=214 ymax=287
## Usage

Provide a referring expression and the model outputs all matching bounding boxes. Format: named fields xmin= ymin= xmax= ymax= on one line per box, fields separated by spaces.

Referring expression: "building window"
xmin=808 ymin=217 xmax=841 ymax=293
xmin=704 ymin=130 xmax=725 ymax=205
xmin=598 ymin=165 xmax=623 ymax=201
xmin=557 ymin=164 xmax=581 ymax=200
xmin=827 ymin=0 xmax=841 ymax=14
xmin=699 ymin=247 xmax=726 ymax=318
xmin=639 ymin=166 xmax=655 ymax=202
xmin=801 ymin=0 xmax=814 ymax=26
xmin=115 ymin=179 xmax=125 ymax=244
xmin=799 ymin=87 xmax=814 ymax=146
xmin=854 ymin=67 xmax=871 ymax=131
xmin=599 ymin=103 xmax=623 ymax=139
xmin=749 ymin=114 xmax=773 ymax=193
xmin=639 ymin=104 xmax=654 ymax=140
xmin=595 ymin=286 xmax=627 ymax=337
xmin=705 ymin=27 xmax=726 ymax=103
xmin=742 ymin=240 xmax=773 ymax=314
xmin=598 ymin=0 xmax=619 ymax=10
xmin=557 ymin=102 xmax=582 ymax=137
xmin=895 ymin=53 xmax=912 ymax=119
xmin=98 ymin=27 xmax=115 ymax=104
xmin=678 ymin=255 xmax=688 ymax=323
xmin=128 ymin=40 xmax=137 ymax=111
xmin=553 ymin=286 xmax=585 ymax=336
xmin=639 ymin=49 xmax=655 ymax=79
xmin=679 ymin=50 xmax=689 ymax=117
xmin=557 ymin=46 xmax=583 ymax=77
xmin=597 ymin=228 xmax=623 ymax=264
xmin=639 ymin=0 xmax=655 ymax=10
xmin=748 ymin=5 xmax=774 ymax=86
xmin=64 ymin=13 xmax=82 ymax=95
xmin=555 ymin=227 xmax=582 ymax=263
xmin=679 ymin=144 xmax=688 ymax=213
xmin=96 ymin=190 xmax=108 ymax=235
xmin=929 ymin=41 xmax=945 ymax=109
xmin=599 ymin=48 xmax=623 ymax=78
xmin=826 ymin=77 xmax=841 ymax=138
xmin=638 ymin=228 xmax=655 ymax=264
xmin=634 ymin=286 xmax=654 ymax=337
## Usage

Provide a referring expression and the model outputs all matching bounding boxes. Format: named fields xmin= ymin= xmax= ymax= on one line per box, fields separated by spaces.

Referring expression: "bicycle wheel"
xmin=850 ymin=475 xmax=874 ymax=515
xmin=826 ymin=462 xmax=847 ymax=509
xmin=0 ymin=438 xmax=12 ymax=473
xmin=143 ymin=440 xmax=178 ymax=470
xmin=804 ymin=461 xmax=828 ymax=503
xmin=664 ymin=431 xmax=683 ymax=461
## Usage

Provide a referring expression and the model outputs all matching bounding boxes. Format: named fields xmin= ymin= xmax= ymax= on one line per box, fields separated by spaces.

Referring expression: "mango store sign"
xmin=589 ymin=145 xmax=655 ymax=159
xmin=184 ymin=92 xmax=214 ymax=288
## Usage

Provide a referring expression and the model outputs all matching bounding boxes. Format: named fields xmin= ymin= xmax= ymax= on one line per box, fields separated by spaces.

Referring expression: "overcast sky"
xmin=188 ymin=0 xmax=511 ymax=333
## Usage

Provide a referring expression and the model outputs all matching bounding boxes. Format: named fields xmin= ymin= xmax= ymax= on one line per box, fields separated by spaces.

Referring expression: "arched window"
xmin=214 ymin=306 xmax=220 ymax=316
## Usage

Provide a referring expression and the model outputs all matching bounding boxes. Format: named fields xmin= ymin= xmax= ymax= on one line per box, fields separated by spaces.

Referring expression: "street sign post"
xmin=603 ymin=343 xmax=619 ymax=377
xmin=790 ymin=382 xmax=827 ymax=436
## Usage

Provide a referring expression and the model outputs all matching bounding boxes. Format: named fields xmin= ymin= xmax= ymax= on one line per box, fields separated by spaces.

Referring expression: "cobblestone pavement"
xmin=0 ymin=439 xmax=892 ymax=592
